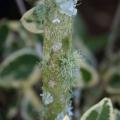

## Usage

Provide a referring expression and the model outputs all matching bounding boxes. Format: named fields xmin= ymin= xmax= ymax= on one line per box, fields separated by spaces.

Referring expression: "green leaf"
xmin=109 ymin=74 xmax=120 ymax=89
xmin=21 ymin=7 xmax=44 ymax=34
xmin=20 ymin=89 xmax=43 ymax=120
xmin=83 ymin=34 xmax=108 ymax=53
xmin=107 ymin=73 xmax=120 ymax=94
xmin=103 ymin=66 xmax=120 ymax=94
xmin=80 ymin=68 xmax=92 ymax=83
xmin=81 ymin=98 xmax=114 ymax=120
xmin=73 ymin=38 xmax=99 ymax=87
xmin=0 ymin=48 xmax=40 ymax=80
xmin=79 ymin=61 xmax=98 ymax=87
xmin=0 ymin=23 xmax=9 ymax=54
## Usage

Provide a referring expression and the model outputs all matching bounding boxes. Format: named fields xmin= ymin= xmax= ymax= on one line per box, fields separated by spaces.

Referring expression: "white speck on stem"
xmin=52 ymin=18 xmax=61 ymax=24
xmin=52 ymin=42 xmax=62 ymax=52
xmin=40 ymin=90 xmax=54 ymax=105
xmin=49 ymin=80 xmax=56 ymax=88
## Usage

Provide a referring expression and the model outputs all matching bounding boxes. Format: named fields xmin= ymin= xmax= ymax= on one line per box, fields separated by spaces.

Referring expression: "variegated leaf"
xmin=0 ymin=48 xmax=40 ymax=80
xmin=80 ymin=98 xmax=114 ymax=120
xmin=21 ymin=7 xmax=44 ymax=34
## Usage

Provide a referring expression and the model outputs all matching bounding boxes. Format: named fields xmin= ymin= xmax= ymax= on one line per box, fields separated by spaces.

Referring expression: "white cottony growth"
xmin=55 ymin=0 xmax=78 ymax=16
xmin=40 ymin=90 xmax=54 ymax=105
xmin=66 ymin=105 xmax=73 ymax=117
xmin=52 ymin=18 xmax=61 ymax=24
xmin=52 ymin=42 xmax=62 ymax=52
xmin=55 ymin=112 xmax=64 ymax=120
xmin=48 ymin=80 xmax=56 ymax=88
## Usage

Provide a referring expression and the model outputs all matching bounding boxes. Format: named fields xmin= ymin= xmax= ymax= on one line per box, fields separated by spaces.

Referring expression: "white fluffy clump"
xmin=55 ymin=0 xmax=78 ymax=16
xmin=40 ymin=90 xmax=54 ymax=105
xmin=52 ymin=42 xmax=62 ymax=52
xmin=52 ymin=18 xmax=61 ymax=24
xmin=55 ymin=112 xmax=64 ymax=120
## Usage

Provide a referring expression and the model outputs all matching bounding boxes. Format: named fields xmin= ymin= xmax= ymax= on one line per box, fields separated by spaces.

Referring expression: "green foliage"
xmin=0 ymin=0 xmax=120 ymax=120
xmin=21 ymin=7 xmax=44 ymax=33
xmin=74 ymin=15 xmax=109 ymax=53
xmin=0 ymin=21 xmax=43 ymax=119
xmin=80 ymin=98 xmax=120 ymax=120
xmin=80 ymin=68 xmax=91 ymax=83
xmin=0 ymin=22 xmax=9 ymax=54
xmin=0 ymin=48 xmax=40 ymax=80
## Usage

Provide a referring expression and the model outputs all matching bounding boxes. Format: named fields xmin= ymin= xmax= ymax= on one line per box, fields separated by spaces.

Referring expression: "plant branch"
xmin=15 ymin=0 xmax=26 ymax=15
xmin=107 ymin=1 xmax=120 ymax=56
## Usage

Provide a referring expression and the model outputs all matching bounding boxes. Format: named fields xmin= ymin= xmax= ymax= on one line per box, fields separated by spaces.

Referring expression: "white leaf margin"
xmin=80 ymin=98 xmax=115 ymax=120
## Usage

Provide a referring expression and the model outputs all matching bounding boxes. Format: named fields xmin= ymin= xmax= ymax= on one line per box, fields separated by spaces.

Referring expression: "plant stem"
xmin=41 ymin=0 xmax=73 ymax=119
xmin=15 ymin=0 xmax=26 ymax=15
xmin=107 ymin=1 xmax=120 ymax=56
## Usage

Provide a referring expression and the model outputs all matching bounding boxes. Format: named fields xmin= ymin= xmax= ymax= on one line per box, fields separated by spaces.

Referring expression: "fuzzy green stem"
xmin=41 ymin=0 xmax=73 ymax=119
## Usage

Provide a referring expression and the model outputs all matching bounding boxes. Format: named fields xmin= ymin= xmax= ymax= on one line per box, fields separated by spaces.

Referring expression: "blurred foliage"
xmin=0 ymin=20 xmax=43 ymax=120
xmin=80 ymin=98 xmax=120 ymax=120
xmin=74 ymin=15 xmax=109 ymax=53
xmin=0 ymin=1 xmax=120 ymax=119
